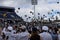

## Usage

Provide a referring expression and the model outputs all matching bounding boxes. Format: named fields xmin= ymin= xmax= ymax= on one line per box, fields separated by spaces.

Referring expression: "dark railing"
xmin=0 ymin=6 xmax=15 ymax=12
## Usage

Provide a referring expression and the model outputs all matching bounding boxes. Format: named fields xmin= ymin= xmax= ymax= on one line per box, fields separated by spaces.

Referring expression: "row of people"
xmin=0 ymin=24 xmax=60 ymax=40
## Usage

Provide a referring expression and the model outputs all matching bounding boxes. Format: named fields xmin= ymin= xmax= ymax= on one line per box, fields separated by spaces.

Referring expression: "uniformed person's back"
xmin=17 ymin=25 xmax=29 ymax=40
xmin=39 ymin=26 xmax=52 ymax=40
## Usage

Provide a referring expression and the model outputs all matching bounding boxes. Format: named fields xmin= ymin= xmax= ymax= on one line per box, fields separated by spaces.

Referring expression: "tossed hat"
xmin=42 ymin=26 xmax=48 ymax=30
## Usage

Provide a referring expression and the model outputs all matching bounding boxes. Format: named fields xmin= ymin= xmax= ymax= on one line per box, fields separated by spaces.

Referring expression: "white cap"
xmin=42 ymin=26 xmax=48 ymax=30
xmin=8 ymin=26 xmax=13 ymax=30
xmin=21 ymin=25 xmax=26 ymax=29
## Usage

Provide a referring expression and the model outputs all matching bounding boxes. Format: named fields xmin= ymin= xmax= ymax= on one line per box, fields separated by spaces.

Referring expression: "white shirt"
xmin=2 ymin=28 xmax=17 ymax=40
xmin=17 ymin=31 xmax=29 ymax=40
xmin=0 ymin=36 xmax=2 ymax=40
xmin=8 ymin=33 xmax=18 ymax=40
xmin=58 ymin=34 xmax=60 ymax=40
xmin=11 ymin=30 xmax=16 ymax=34
xmin=2 ymin=28 xmax=7 ymax=33
xmin=39 ymin=32 xmax=52 ymax=40
xmin=5 ymin=31 xmax=18 ymax=40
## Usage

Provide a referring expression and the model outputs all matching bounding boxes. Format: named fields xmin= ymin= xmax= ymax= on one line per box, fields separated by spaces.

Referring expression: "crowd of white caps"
xmin=0 ymin=24 xmax=60 ymax=40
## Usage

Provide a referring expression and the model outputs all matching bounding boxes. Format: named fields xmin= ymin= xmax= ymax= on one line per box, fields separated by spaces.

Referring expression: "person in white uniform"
xmin=58 ymin=29 xmax=60 ymax=40
xmin=2 ymin=25 xmax=8 ymax=34
xmin=4 ymin=26 xmax=14 ymax=40
xmin=39 ymin=26 xmax=52 ymax=40
xmin=7 ymin=25 xmax=20 ymax=40
xmin=17 ymin=25 xmax=30 ymax=40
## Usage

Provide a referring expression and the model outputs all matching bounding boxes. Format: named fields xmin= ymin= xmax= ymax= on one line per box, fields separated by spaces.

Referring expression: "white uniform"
xmin=39 ymin=32 xmax=52 ymax=40
xmin=58 ymin=34 xmax=60 ymax=40
xmin=2 ymin=28 xmax=7 ymax=33
xmin=2 ymin=28 xmax=6 ymax=32
xmin=11 ymin=30 xmax=16 ymax=34
xmin=3 ymin=26 xmax=16 ymax=40
xmin=17 ymin=31 xmax=29 ymax=40
xmin=4 ymin=31 xmax=18 ymax=40
xmin=0 ymin=36 xmax=2 ymax=40
xmin=8 ymin=33 xmax=18 ymax=40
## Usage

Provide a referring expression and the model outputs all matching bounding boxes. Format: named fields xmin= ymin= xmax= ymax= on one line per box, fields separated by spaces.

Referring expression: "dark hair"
xmin=30 ymin=28 xmax=40 ymax=40
xmin=21 ymin=28 xmax=26 ymax=32
xmin=2 ymin=33 xmax=6 ymax=39
xmin=15 ymin=26 xmax=18 ymax=28
xmin=32 ymin=27 xmax=37 ymax=33
xmin=16 ymin=29 xmax=20 ymax=33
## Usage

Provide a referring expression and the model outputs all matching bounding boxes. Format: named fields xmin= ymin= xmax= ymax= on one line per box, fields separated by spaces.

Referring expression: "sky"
xmin=0 ymin=0 xmax=60 ymax=22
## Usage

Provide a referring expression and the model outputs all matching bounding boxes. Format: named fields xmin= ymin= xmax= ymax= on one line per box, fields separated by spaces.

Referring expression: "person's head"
xmin=32 ymin=27 xmax=38 ymax=34
xmin=20 ymin=25 xmax=26 ymax=32
xmin=14 ymin=25 xmax=18 ymax=30
xmin=53 ymin=27 xmax=58 ymax=34
xmin=31 ymin=27 xmax=39 ymax=37
xmin=32 ymin=27 xmax=37 ymax=32
xmin=16 ymin=29 xmax=20 ymax=33
xmin=42 ymin=26 xmax=49 ymax=32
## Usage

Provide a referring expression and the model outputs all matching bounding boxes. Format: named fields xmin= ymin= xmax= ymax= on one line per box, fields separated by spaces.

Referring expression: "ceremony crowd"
xmin=0 ymin=23 xmax=60 ymax=40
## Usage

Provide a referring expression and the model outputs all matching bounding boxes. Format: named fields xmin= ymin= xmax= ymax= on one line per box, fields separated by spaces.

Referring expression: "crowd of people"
xmin=0 ymin=23 xmax=60 ymax=40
